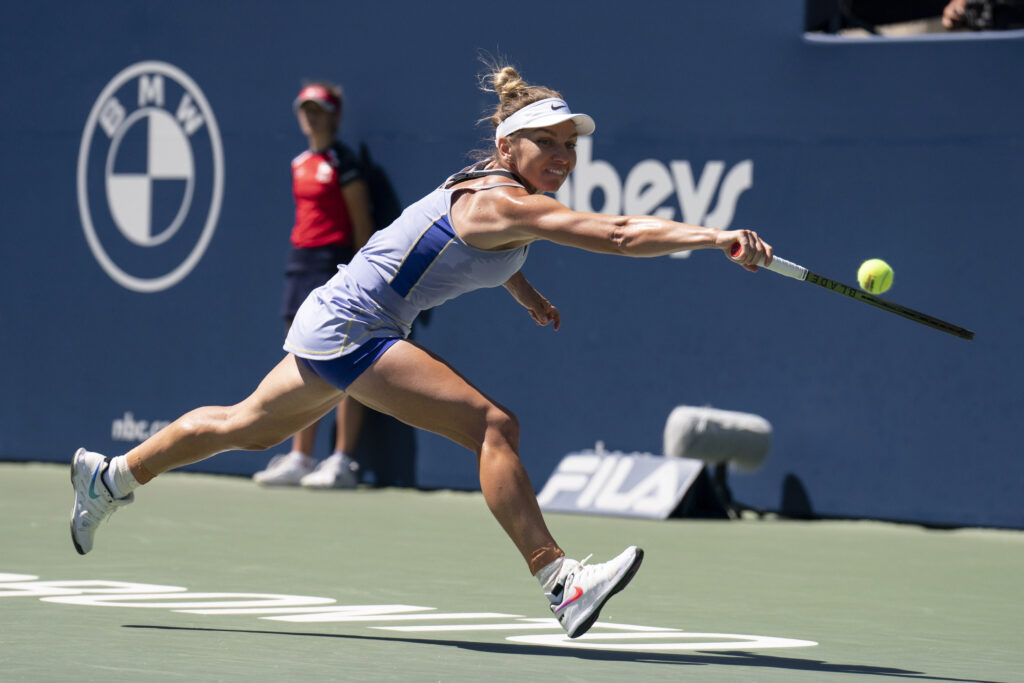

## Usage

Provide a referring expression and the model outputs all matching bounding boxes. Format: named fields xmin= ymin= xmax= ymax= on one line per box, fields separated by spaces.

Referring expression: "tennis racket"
xmin=731 ymin=244 xmax=974 ymax=340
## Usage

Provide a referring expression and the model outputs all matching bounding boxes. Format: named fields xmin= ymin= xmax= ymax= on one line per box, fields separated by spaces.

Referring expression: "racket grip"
xmin=730 ymin=244 xmax=808 ymax=281
xmin=763 ymin=255 xmax=808 ymax=280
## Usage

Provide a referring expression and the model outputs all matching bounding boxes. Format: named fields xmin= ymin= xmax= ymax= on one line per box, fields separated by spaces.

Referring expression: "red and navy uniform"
xmin=282 ymin=141 xmax=363 ymax=321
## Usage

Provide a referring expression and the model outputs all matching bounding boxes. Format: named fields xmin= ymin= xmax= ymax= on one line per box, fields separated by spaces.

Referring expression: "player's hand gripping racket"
xmin=730 ymin=244 xmax=974 ymax=340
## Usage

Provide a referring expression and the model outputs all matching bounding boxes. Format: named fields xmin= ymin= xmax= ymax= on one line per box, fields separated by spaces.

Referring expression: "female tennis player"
xmin=71 ymin=63 xmax=773 ymax=639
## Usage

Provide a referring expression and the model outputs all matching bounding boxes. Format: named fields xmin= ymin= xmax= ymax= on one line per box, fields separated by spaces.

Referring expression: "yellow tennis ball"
xmin=857 ymin=258 xmax=893 ymax=294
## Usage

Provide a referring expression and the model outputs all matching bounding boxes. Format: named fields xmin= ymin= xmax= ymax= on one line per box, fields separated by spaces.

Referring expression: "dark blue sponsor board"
xmin=2 ymin=1 xmax=1020 ymax=527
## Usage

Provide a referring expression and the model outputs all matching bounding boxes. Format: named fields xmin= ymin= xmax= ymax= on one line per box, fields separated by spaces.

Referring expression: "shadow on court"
xmin=122 ymin=625 xmax=1005 ymax=683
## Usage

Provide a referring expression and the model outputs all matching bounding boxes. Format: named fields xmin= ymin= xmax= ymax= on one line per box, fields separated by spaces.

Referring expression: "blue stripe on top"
xmin=389 ymin=216 xmax=456 ymax=297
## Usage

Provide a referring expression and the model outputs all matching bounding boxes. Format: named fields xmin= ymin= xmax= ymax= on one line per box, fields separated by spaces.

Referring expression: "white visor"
xmin=494 ymin=97 xmax=595 ymax=145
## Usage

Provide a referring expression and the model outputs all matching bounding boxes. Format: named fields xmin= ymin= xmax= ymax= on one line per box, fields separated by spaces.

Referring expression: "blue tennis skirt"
xmin=296 ymin=336 xmax=399 ymax=391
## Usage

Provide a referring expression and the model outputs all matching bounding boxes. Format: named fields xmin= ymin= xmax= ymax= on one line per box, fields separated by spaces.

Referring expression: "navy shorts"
xmin=297 ymin=337 xmax=400 ymax=391
xmin=282 ymin=244 xmax=354 ymax=321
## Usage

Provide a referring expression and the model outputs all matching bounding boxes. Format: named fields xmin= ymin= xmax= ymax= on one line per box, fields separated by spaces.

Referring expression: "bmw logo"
xmin=77 ymin=61 xmax=224 ymax=292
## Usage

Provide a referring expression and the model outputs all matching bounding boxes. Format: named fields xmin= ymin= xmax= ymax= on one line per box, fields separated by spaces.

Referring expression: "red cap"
xmin=294 ymin=85 xmax=342 ymax=114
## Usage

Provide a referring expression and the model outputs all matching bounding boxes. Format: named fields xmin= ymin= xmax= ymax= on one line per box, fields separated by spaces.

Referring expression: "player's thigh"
xmin=228 ymin=354 xmax=345 ymax=441
xmin=346 ymin=340 xmax=512 ymax=452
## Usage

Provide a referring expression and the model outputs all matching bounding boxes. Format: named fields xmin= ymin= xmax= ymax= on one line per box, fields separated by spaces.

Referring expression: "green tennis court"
xmin=2 ymin=462 xmax=1020 ymax=682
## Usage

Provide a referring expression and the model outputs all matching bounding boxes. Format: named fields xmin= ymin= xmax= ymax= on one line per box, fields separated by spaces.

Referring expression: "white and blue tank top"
xmin=285 ymin=167 xmax=529 ymax=359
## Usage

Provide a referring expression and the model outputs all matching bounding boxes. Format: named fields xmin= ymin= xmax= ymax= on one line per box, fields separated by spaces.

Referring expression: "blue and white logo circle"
xmin=77 ymin=61 xmax=224 ymax=292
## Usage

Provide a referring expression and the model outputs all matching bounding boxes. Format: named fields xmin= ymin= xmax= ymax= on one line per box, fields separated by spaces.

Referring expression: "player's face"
xmin=508 ymin=120 xmax=578 ymax=194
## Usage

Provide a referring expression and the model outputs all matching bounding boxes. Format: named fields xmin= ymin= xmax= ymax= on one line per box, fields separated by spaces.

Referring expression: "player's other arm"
xmin=503 ymin=270 xmax=560 ymax=330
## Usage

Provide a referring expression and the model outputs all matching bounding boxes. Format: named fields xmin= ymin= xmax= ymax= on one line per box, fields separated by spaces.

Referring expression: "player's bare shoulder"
xmin=450 ymin=180 xmax=533 ymax=245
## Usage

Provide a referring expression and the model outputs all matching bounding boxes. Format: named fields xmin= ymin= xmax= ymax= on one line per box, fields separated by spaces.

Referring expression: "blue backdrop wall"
xmin=2 ymin=1 xmax=1021 ymax=527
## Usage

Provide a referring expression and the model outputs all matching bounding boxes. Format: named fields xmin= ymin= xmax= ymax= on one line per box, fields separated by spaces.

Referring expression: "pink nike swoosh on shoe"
xmin=554 ymin=586 xmax=583 ymax=613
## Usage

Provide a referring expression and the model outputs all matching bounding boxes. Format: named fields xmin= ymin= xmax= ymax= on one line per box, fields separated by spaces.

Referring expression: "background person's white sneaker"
xmin=545 ymin=546 xmax=644 ymax=638
xmin=300 ymin=453 xmax=359 ymax=489
xmin=70 ymin=448 xmax=133 ymax=555
xmin=252 ymin=452 xmax=315 ymax=486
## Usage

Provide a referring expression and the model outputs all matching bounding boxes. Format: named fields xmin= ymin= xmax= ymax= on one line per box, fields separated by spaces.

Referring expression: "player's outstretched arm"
xmin=493 ymin=193 xmax=772 ymax=269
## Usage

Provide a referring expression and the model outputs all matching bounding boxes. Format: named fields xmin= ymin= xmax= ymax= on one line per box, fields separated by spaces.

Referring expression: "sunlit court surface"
xmin=4 ymin=462 xmax=1021 ymax=683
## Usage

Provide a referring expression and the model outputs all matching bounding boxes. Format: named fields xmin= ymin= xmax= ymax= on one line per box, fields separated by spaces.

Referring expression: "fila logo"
xmin=555 ymin=138 xmax=752 ymax=257
xmin=77 ymin=61 xmax=224 ymax=292
xmin=536 ymin=451 xmax=705 ymax=519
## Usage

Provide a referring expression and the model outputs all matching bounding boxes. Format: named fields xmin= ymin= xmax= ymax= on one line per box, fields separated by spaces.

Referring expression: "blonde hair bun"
xmin=492 ymin=67 xmax=528 ymax=102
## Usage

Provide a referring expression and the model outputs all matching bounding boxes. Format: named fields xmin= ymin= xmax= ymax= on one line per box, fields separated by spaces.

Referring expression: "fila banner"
xmin=536 ymin=446 xmax=709 ymax=520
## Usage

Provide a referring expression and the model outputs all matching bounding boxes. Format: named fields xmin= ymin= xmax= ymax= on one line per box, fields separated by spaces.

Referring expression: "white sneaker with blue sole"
xmin=70 ymin=448 xmax=133 ymax=555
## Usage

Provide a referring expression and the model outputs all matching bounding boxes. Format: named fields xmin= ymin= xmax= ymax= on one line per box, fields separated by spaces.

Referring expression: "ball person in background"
xmin=253 ymin=81 xmax=374 ymax=489
xmin=70 ymin=62 xmax=773 ymax=638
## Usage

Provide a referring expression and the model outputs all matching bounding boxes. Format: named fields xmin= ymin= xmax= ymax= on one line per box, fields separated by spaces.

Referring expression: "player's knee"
xmin=484 ymin=405 xmax=520 ymax=451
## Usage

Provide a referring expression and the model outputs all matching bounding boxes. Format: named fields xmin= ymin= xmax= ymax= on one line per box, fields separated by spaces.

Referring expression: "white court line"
xmin=375 ymin=622 xmax=560 ymax=632
xmin=7 ymin=570 xmax=819 ymax=653
xmin=181 ymin=607 xmax=347 ymax=615
xmin=507 ymin=631 xmax=819 ymax=651
xmin=266 ymin=611 xmax=518 ymax=623
xmin=374 ymin=618 xmax=680 ymax=633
